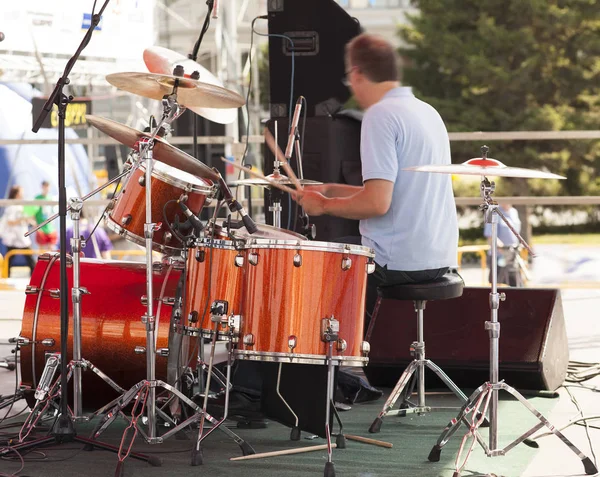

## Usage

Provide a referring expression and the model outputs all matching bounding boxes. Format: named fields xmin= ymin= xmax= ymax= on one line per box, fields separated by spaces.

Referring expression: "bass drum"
xmin=19 ymin=253 xmax=191 ymax=409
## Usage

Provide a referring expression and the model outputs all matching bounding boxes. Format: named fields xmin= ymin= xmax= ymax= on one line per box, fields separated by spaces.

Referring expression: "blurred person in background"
xmin=484 ymin=202 xmax=522 ymax=286
xmin=64 ymin=209 xmax=113 ymax=259
xmin=32 ymin=180 xmax=58 ymax=249
xmin=0 ymin=185 xmax=36 ymax=276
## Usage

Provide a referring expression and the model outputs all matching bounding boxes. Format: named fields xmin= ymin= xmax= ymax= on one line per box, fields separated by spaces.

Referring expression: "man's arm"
xmin=305 ymin=183 xmax=363 ymax=198
xmin=297 ymin=179 xmax=393 ymax=220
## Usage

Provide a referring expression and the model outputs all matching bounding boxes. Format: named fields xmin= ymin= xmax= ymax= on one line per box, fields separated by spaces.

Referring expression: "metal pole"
xmin=70 ymin=197 xmax=84 ymax=419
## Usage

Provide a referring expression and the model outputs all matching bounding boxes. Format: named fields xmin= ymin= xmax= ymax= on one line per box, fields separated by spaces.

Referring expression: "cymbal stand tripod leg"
xmin=427 ymin=176 xmax=598 ymax=477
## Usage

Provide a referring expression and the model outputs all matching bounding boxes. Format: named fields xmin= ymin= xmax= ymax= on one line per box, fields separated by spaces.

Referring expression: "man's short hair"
xmin=41 ymin=180 xmax=50 ymax=187
xmin=345 ymin=33 xmax=401 ymax=83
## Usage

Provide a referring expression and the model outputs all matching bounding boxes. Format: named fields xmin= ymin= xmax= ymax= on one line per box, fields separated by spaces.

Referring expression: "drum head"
xmin=213 ymin=219 xmax=307 ymax=241
xmin=143 ymin=160 xmax=213 ymax=190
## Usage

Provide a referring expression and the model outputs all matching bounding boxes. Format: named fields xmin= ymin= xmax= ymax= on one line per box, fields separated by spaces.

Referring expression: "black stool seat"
xmin=378 ymin=271 xmax=464 ymax=302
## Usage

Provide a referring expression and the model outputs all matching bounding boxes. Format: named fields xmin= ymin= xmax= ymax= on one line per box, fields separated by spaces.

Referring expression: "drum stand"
xmin=427 ymin=177 xmax=598 ymax=477
xmin=91 ymin=95 xmax=253 ymax=476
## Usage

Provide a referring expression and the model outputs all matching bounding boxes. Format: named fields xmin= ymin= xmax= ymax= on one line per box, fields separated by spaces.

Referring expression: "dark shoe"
xmin=200 ymin=390 xmax=265 ymax=422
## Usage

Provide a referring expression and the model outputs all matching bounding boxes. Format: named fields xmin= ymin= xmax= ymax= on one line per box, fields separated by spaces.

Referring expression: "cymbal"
xmin=106 ymin=72 xmax=245 ymax=110
xmin=404 ymin=158 xmax=565 ymax=180
xmin=86 ymin=115 xmax=219 ymax=181
xmin=229 ymin=175 xmax=323 ymax=188
xmin=143 ymin=46 xmax=238 ymax=125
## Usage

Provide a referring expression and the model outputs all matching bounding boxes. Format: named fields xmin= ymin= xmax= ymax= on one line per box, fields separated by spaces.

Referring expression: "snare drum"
xmin=181 ymin=221 xmax=306 ymax=340
xmin=106 ymin=161 xmax=216 ymax=254
xmin=19 ymin=253 xmax=192 ymax=409
xmin=236 ymin=240 xmax=375 ymax=366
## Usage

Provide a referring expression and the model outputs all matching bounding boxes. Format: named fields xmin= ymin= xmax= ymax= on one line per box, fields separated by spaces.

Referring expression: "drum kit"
xmin=12 ymin=44 xmax=375 ymax=477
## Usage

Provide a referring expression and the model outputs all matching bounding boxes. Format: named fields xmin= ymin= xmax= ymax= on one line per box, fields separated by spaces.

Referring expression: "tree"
xmin=399 ymin=0 xmax=600 ymax=199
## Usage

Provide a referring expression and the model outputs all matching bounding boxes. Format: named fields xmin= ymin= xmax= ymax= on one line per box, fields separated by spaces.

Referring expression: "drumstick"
xmin=344 ymin=434 xmax=393 ymax=448
xmin=230 ymin=443 xmax=335 ymax=461
xmin=263 ymin=128 xmax=304 ymax=190
xmin=220 ymin=157 xmax=299 ymax=197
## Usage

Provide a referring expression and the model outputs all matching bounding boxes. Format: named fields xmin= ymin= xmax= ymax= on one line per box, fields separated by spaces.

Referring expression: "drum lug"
xmin=121 ymin=214 xmax=133 ymax=226
xmin=25 ymin=285 xmax=40 ymax=295
xmin=288 ymin=335 xmax=297 ymax=351
xmin=234 ymin=253 xmax=244 ymax=267
xmin=361 ymin=341 xmax=371 ymax=357
xmin=366 ymin=259 xmax=376 ymax=275
xmin=134 ymin=346 xmax=146 ymax=355
xmin=15 ymin=336 xmax=31 ymax=346
xmin=243 ymin=333 xmax=255 ymax=347
xmin=167 ymin=256 xmax=185 ymax=270
xmin=162 ymin=297 xmax=176 ymax=306
xmin=248 ymin=251 xmax=259 ymax=266
xmin=38 ymin=253 xmax=54 ymax=262
xmin=152 ymin=262 xmax=165 ymax=274
xmin=138 ymin=176 xmax=146 ymax=187
xmin=341 ymin=255 xmax=352 ymax=271
xmin=188 ymin=311 xmax=199 ymax=323
xmin=228 ymin=314 xmax=241 ymax=333
xmin=41 ymin=338 xmax=55 ymax=347
xmin=321 ymin=316 xmax=340 ymax=342
xmin=163 ymin=231 xmax=172 ymax=244
xmin=106 ymin=199 xmax=116 ymax=211
xmin=336 ymin=338 xmax=347 ymax=353
xmin=195 ymin=249 xmax=206 ymax=262
xmin=156 ymin=348 xmax=170 ymax=357
xmin=293 ymin=252 xmax=302 ymax=267
xmin=49 ymin=289 xmax=61 ymax=299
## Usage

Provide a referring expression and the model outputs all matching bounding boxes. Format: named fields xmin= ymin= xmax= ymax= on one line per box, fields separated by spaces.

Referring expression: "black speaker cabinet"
xmin=365 ymin=287 xmax=569 ymax=391
xmin=267 ymin=0 xmax=362 ymax=117
xmin=263 ymin=114 xmax=362 ymax=241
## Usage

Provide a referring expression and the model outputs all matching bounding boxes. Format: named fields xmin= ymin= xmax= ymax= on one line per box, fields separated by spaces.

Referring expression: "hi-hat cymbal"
xmin=229 ymin=175 xmax=323 ymax=188
xmin=404 ymin=158 xmax=565 ymax=179
xmin=143 ymin=46 xmax=238 ymax=125
xmin=106 ymin=72 xmax=245 ymax=110
xmin=86 ymin=115 xmax=219 ymax=181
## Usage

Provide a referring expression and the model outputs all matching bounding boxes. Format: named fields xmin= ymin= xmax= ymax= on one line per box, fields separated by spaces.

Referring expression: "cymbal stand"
xmin=427 ymin=176 xmax=598 ymax=477
xmin=91 ymin=93 xmax=253 ymax=475
xmin=269 ymin=120 xmax=283 ymax=228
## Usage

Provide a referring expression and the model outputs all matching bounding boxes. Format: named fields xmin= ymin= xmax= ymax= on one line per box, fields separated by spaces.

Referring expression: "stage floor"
xmin=0 ymin=273 xmax=598 ymax=476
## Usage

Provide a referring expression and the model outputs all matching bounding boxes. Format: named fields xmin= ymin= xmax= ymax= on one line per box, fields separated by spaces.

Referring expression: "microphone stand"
xmin=188 ymin=0 xmax=215 ymax=162
xmin=3 ymin=0 xmax=155 ymax=465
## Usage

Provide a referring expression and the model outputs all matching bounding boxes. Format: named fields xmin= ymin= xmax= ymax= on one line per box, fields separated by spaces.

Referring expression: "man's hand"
xmin=295 ymin=190 xmax=327 ymax=216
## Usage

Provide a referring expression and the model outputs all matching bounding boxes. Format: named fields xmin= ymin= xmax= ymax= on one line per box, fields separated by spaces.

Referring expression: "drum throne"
xmin=367 ymin=270 xmax=468 ymax=433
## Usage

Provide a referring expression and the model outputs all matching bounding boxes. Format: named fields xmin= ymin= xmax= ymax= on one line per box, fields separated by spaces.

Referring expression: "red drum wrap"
xmin=236 ymin=240 xmax=375 ymax=366
xmin=106 ymin=161 xmax=215 ymax=254
xmin=19 ymin=254 xmax=188 ymax=408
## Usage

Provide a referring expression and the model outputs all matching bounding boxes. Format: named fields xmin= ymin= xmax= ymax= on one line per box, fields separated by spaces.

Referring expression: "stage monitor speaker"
xmin=263 ymin=114 xmax=362 ymax=241
xmin=267 ymin=0 xmax=362 ymax=117
xmin=364 ymin=287 xmax=569 ymax=391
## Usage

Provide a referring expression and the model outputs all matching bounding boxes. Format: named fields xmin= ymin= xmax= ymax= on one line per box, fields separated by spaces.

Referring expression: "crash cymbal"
xmin=86 ymin=115 xmax=219 ymax=181
xmin=106 ymin=72 xmax=245 ymax=110
xmin=229 ymin=175 xmax=323 ymax=188
xmin=143 ymin=46 xmax=238 ymax=125
xmin=404 ymin=158 xmax=565 ymax=179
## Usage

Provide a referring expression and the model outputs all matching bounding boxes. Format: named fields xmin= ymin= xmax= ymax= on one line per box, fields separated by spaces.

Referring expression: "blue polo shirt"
xmin=359 ymin=87 xmax=458 ymax=271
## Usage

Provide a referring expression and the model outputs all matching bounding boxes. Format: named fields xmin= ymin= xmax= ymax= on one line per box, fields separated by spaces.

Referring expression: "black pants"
xmin=333 ymin=236 xmax=449 ymax=333
xmin=6 ymin=246 xmax=35 ymax=277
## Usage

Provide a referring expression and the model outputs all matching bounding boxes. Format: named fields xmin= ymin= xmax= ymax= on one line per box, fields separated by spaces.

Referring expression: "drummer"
xmin=296 ymin=33 xmax=459 ymax=330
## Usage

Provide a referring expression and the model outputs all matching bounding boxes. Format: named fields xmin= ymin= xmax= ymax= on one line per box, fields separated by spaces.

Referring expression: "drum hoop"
xmin=139 ymin=162 xmax=216 ymax=194
xmin=244 ymin=239 xmax=375 ymax=257
xmin=234 ymin=350 xmax=369 ymax=367
xmin=193 ymin=237 xmax=241 ymax=250
xmin=104 ymin=215 xmax=182 ymax=254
